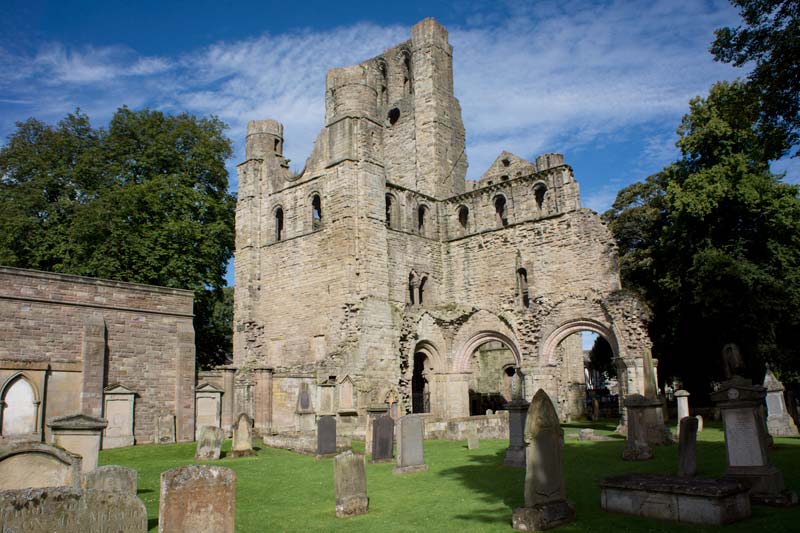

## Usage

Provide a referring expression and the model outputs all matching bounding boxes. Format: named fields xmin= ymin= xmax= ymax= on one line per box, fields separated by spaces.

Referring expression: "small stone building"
xmin=232 ymin=19 xmax=658 ymax=435
xmin=0 ymin=267 xmax=196 ymax=445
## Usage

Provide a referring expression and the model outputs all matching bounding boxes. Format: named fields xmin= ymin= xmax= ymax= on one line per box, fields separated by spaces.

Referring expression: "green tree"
xmin=588 ymin=335 xmax=616 ymax=379
xmin=0 ymin=108 xmax=236 ymax=368
xmin=604 ymin=81 xmax=800 ymax=395
xmin=712 ymin=0 xmax=800 ymax=156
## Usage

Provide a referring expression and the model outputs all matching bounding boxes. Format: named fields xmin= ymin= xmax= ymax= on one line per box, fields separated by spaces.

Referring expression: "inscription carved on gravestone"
xmin=763 ymin=368 xmax=799 ymax=437
xmin=371 ymin=415 xmax=394 ymax=462
xmin=512 ymin=389 xmax=575 ymax=531
xmin=159 ymin=465 xmax=236 ymax=533
xmin=677 ymin=417 xmax=698 ymax=477
xmin=317 ymin=415 xmax=337 ymax=456
xmin=0 ymin=486 xmax=147 ymax=533
xmin=229 ymin=413 xmax=256 ymax=458
xmin=334 ymin=451 xmax=369 ymax=517
xmin=394 ymin=414 xmax=428 ymax=475
xmin=195 ymin=425 xmax=225 ymax=460
xmin=156 ymin=413 xmax=176 ymax=444
xmin=82 ymin=465 xmax=138 ymax=494
xmin=0 ymin=441 xmax=82 ymax=490
xmin=103 ymin=384 xmax=136 ymax=449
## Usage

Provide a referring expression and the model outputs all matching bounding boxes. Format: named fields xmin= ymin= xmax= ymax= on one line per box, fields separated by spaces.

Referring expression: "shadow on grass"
xmin=561 ymin=418 xmax=621 ymax=433
xmin=147 ymin=518 xmax=158 ymax=530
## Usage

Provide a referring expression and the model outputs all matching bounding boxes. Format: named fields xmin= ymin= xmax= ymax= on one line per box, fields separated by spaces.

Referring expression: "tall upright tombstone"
xmin=674 ymin=390 xmax=690 ymax=435
xmin=159 ymin=465 xmax=236 ymax=533
xmin=155 ymin=413 xmax=176 ymax=444
xmin=711 ymin=374 xmax=797 ymax=505
xmin=677 ymin=416 xmax=698 ymax=477
xmin=505 ymin=369 xmax=529 ymax=468
xmin=622 ymin=394 xmax=653 ymax=461
xmin=763 ymin=368 xmax=799 ymax=437
xmin=393 ymin=414 xmax=428 ymax=474
xmin=371 ymin=415 xmax=394 ymax=462
xmin=317 ymin=415 xmax=337 ymax=456
xmin=195 ymin=425 xmax=224 ymax=460
xmin=47 ymin=413 xmax=108 ymax=473
xmin=512 ymin=389 xmax=575 ymax=531
xmin=334 ymin=451 xmax=369 ymax=517
xmin=229 ymin=412 xmax=256 ymax=458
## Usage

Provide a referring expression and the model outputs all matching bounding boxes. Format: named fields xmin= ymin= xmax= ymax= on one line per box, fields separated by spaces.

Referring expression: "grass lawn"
xmin=99 ymin=420 xmax=800 ymax=532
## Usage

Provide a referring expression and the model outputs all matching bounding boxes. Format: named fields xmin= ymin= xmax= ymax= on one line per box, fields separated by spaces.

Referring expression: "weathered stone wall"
xmin=0 ymin=267 xmax=195 ymax=444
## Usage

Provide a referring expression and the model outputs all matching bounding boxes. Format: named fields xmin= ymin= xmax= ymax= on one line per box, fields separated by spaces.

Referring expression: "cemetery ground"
xmin=100 ymin=421 xmax=800 ymax=532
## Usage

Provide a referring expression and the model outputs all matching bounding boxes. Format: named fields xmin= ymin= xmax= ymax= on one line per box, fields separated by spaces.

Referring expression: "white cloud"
xmin=0 ymin=0 xmax=743 ymax=194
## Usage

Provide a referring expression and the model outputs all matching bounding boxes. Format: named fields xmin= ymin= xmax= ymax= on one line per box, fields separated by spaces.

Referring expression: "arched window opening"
xmin=418 ymin=276 xmax=427 ymax=305
xmin=458 ymin=205 xmax=469 ymax=232
xmin=387 ymin=108 xmax=400 ymax=126
xmin=408 ymin=271 xmax=417 ymax=305
xmin=501 ymin=175 xmax=509 ymax=181
xmin=311 ymin=194 xmax=322 ymax=230
xmin=494 ymin=195 xmax=508 ymax=227
xmin=385 ymin=194 xmax=396 ymax=228
xmin=534 ymin=183 xmax=547 ymax=210
xmin=417 ymin=205 xmax=427 ymax=235
xmin=401 ymin=51 xmax=413 ymax=95
xmin=517 ymin=268 xmax=530 ymax=308
xmin=502 ymin=158 xmax=511 ymax=167
xmin=377 ymin=60 xmax=388 ymax=107
xmin=275 ymin=208 xmax=284 ymax=241
xmin=412 ymin=352 xmax=430 ymax=413
xmin=274 ymin=138 xmax=280 ymax=152
xmin=1 ymin=376 xmax=36 ymax=436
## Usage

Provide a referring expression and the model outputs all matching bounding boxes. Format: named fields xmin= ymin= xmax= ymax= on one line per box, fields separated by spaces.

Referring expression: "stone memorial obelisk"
xmin=504 ymin=369 xmax=529 ymax=468
xmin=512 ymin=389 xmax=575 ymax=531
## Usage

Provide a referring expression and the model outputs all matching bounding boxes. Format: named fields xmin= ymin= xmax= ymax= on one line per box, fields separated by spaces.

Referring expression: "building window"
xmin=457 ymin=205 xmax=469 ymax=233
xmin=275 ymin=207 xmax=284 ymax=241
xmin=388 ymin=108 xmax=400 ymax=126
xmin=517 ymin=268 xmax=530 ymax=308
xmin=494 ymin=195 xmax=508 ymax=227
xmin=534 ymin=183 xmax=547 ymax=210
xmin=408 ymin=271 xmax=417 ymax=305
xmin=312 ymin=194 xmax=322 ymax=230
xmin=386 ymin=194 xmax=396 ymax=228
xmin=418 ymin=276 xmax=427 ymax=305
xmin=1 ymin=375 xmax=37 ymax=436
xmin=417 ymin=205 xmax=428 ymax=236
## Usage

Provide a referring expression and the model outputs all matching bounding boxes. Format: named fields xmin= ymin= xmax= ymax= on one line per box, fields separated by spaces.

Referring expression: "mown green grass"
xmin=99 ymin=420 xmax=800 ymax=532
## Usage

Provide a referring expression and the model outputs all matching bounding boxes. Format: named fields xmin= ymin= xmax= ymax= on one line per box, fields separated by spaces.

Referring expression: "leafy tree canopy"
xmin=712 ymin=0 xmax=800 ymax=156
xmin=604 ymin=80 xmax=800 ymax=394
xmin=0 ymin=107 xmax=236 ymax=368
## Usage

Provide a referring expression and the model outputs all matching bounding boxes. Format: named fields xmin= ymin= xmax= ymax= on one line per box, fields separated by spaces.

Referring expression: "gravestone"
xmin=317 ymin=415 xmax=337 ymax=456
xmin=675 ymin=390 xmax=690 ymax=435
xmin=512 ymin=389 xmax=575 ymax=531
xmin=677 ymin=417 xmax=698 ymax=477
xmin=103 ymin=384 xmax=136 ymax=448
xmin=195 ymin=425 xmax=225 ymax=460
xmin=229 ymin=413 xmax=256 ymax=458
xmin=578 ymin=428 xmax=595 ymax=441
xmin=0 ymin=441 xmax=82 ymax=490
xmin=622 ymin=395 xmax=653 ymax=461
xmin=394 ymin=414 xmax=428 ymax=474
xmin=47 ymin=413 xmax=108 ymax=473
xmin=159 ymin=465 xmax=236 ymax=533
xmin=0 ymin=486 xmax=147 ymax=532
xmin=696 ymin=415 xmax=704 ymax=432
xmin=711 ymin=376 xmax=797 ymax=505
xmin=296 ymin=382 xmax=315 ymax=432
xmin=156 ymin=413 xmax=176 ymax=444
xmin=763 ymin=368 xmax=799 ymax=437
xmin=365 ymin=406 xmax=389 ymax=454
xmin=82 ymin=464 xmax=138 ymax=494
xmin=371 ymin=415 xmax=394 ymax=462
xmin=334 ymin=451 xmax=369 ymax=517
xmin=467 ymin=431 xmax=480 ymax=450
xmin=504 ymin=399 xmax=529 ymax=468
xmin=486 ymin=409 xmax=494 ymax=415
xmin=195 ymin=383 xmax=223 ymax=440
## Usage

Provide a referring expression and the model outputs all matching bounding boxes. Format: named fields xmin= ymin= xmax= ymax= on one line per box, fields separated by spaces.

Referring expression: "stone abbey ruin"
xmin=232 ymin=18 xmax=662 ymax=437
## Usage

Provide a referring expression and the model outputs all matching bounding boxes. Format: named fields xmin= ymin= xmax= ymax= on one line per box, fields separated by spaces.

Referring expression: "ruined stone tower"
xmin=233 ymin=19 xmax=660 ymax=437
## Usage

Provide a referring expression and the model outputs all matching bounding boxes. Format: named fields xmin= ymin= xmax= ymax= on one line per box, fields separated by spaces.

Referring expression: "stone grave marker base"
xmin=228 ymin=449 xmax=258 ymax=458
xmin=503 ymin=446 xmax=525 ymax=468
xmin=336 ymin=495 xmax=369 ymax=518
xmin=393 ymin=464 xmax=429 ymax=475
xmin=600 ymin=474 xmax=751 ymax=525
xmin=725 ymin=466 xmax=798 ymax=506
xmin=512 ymin=500 xmax=575 ymax=531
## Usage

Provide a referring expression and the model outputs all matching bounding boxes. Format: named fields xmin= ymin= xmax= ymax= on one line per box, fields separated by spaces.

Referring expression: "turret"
xmin=246 ymin=119 xmax=284 ymax=159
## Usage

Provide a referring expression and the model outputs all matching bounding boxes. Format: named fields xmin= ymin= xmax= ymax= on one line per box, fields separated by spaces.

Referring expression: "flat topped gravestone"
xmin=0 ymin=441 xmax=82 ymax=490
xmin=317 ymin=415 xmax=337 ymax=456
xmin=622 ymin=394 xmax=653 ymax=461
xmin=371 ymin=415 xmax=394 ymax=462
xmin=229 ymin=413 xmax=256 ymax=458
xmin=678 ymin=417 xmax=698 ymax=477
xmin=159 ymin=465 xmax=236 ymax=533
xmin=763 ymin=368 xmax=800 ymax=437
xmin=0 ymin=486 xmax=147 ymax=533
xmin=82 ymin=465 xmax=138 ymax=494
xmin=47 ymin=413 xmax=108 ymax=473
xmin=195 ymin=425 xmax=224 ymax=460
xmin=512 ymin=389 xmax=575 ymax=532
xmin=467 ymin=431 xmax=480 ymax=450
xmin=504 ymin=399 xmax=529 ymax=468
xmin=393 ymin=414 xmax=428 ymax=475
xmin=156 ymin=413 xmax=176 ymax=444
xmin=334 ymin=451 xmax=369 ymax=518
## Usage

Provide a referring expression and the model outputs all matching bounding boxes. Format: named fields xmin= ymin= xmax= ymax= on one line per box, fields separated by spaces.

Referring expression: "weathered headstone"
xmin=394 ymin=414 xmax=428 ymax=474
xmin=159 ymin=465 xmax=236 ymax=533
xmin=47 ymin=413 xmax=108 ymax=473
xmin=229 ymin=412 xmax=256 ymax=458
xmin=0 ymin=486 xmax=147 ymax=532
xmin=578 ymin=428 xmax=595 ymax=441
xmin=0 ymin=441 xmax=82 ymax=490
xmin=504 ymin=399 xmax=529 ymax=468
xmin=622 ymin=394 xmax=653 ymax=461
xmin=696 ymin=415 xmax=704 ymax=432
xmin=512 ymin=389 xmax=575 ymax=531
xmin=486 ymin=409 xmax=494 ymax=415
xmin=675 ymin=389 xmax=690 ymax=435
xmin=195 ymin=425 xmax=224 ymax=460
xmin=677 ymin=417 xmax=698 ymax=477
xmin=365 ymin=406 xmax=389 ymax=454
xmin=467 ymin=431 xmax=480 ymax=450
xmin=156 ymin=413 xmax=176 ymax=444
xmin=763 ymin=368 xmax=799 ymax=437
xmin=317 ymin=415 xmax=337 ymax=456
xmin=103 ymin=384 xmax=136 ymax=448
xmin=711 ymin=376 xmax=798 ymax=505
xmin=296 ymin=382 xmax=316 ymax=432
xmin=371 ymin=415 xmax=394 ymax=462
xmin=82 ymin=464 xmax=138 ymax=494
xmin=195 ymin=383 xmax=223 ymax=440
xmin=334 ymin=451 xmax=369 ymax=517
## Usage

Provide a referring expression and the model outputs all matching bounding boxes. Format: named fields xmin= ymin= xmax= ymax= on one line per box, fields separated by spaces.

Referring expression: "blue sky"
xmin=1 ymin=0 xmax=797 ymax=289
